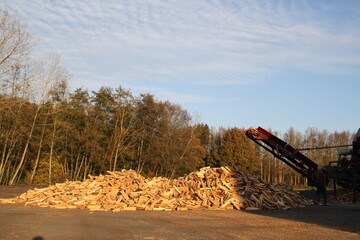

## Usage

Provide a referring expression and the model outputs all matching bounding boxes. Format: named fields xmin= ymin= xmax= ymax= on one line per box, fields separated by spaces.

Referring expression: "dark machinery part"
xmin=298 ymin=144 xmax=352 ymax=151
xmin=245 ymin=126 xmax=360 ymax=190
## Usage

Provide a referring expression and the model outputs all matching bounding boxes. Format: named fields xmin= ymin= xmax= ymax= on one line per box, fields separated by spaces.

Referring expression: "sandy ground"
xmin=0 ymin=186 xmax=359 ymax=240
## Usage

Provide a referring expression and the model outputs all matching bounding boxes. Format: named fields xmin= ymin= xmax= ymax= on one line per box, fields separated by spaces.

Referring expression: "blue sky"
xmin=2 ymin=0 xmax=360 ymax=133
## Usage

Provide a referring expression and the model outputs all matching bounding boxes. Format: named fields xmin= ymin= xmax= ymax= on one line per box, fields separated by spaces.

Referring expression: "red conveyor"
xmin=245 ymin=126 xmax=319 ymax=180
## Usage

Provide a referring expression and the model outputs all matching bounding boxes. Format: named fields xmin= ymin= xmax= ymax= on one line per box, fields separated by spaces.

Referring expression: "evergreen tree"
xmin=217 ymin=128 xmax=260 ymax=174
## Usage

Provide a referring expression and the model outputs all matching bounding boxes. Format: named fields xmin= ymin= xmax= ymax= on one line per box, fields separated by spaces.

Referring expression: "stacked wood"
xmin=329 ymin=188 xmax=360 ymax=204
xmin=0 ymin=167 xmax=310 ymax=211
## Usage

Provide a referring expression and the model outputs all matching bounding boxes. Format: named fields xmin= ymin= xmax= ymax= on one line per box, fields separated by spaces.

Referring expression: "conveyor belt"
xmin=245 ymin=126 xmax=318 ymax=180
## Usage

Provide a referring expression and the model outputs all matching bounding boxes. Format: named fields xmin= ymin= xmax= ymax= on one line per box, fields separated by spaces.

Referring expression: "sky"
xmin=2 ymin=0 xmax=360 ymax=134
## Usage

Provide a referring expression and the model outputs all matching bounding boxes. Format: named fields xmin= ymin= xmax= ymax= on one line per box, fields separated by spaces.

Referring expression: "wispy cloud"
xmin=3 ymin=0 xmax=360 ymax=87
xmin=2 ymin=0 xmax=360 ymax=131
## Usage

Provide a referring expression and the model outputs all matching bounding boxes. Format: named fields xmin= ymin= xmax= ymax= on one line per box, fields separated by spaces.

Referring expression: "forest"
xmin=0 ymin=9 xmax=355 ymax=186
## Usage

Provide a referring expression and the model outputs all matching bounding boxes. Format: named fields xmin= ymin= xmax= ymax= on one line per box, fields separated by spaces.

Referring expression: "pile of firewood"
xmin=0 ymin=167 xmax=310 ymax=211
xmin=329 ymin=188 xmax=360 ymax=204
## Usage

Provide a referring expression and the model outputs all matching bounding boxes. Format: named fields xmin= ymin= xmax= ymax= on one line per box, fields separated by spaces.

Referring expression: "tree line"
xmin=0 ymin=8 xmax=355 ymax=186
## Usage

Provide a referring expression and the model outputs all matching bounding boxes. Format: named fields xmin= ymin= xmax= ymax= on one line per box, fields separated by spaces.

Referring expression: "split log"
xmin=1 ymin=167 xmax=311 ymax=212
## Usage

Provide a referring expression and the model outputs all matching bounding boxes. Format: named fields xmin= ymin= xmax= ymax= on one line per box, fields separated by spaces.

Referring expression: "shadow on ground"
xmin=247 ymin=196 xmax=360 ymax=234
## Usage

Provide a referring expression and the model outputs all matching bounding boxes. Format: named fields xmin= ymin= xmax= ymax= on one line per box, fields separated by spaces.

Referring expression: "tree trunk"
xmin=0 ymin=136 xmax=17 ymax=183
xmin=48 ymin=118 xmax=57 ymax=185
xmin=9 ymin=105 xmax=41 ymax=185
xmin=30 ymin=114 xmax=48 ymax=184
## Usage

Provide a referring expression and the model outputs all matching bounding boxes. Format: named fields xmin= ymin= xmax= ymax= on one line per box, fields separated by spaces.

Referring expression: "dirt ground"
xmin=0 ymin=186 xmax=359 ymax=240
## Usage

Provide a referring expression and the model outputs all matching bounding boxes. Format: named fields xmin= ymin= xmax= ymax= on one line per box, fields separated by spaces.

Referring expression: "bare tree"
xmin=8 ymin=54 xmax=70 ymax=185
xmin=0 ymin=8 xmax=36 ymax=96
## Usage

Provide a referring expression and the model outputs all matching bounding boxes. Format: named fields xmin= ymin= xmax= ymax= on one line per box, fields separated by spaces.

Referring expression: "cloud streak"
xmin=2 ymin=0 xmax=360 ymax=98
